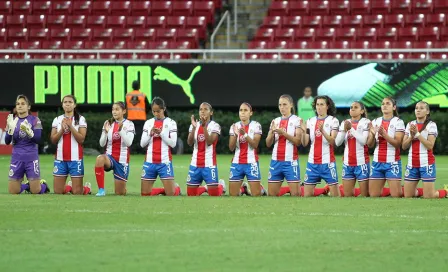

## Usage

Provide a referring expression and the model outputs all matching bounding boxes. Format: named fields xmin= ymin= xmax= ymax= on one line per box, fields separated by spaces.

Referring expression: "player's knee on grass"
xmin=8 ymin=181 xmax=21 ymax=194
xmin=29 ymin=179 xmax=41 ymax=194
xmin=229 ymin=181 xmax=242 ymax=196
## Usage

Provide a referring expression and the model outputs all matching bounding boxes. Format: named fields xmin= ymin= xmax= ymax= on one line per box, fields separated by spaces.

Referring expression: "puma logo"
xmin=153 ymin=66 xmax=201 ymax=104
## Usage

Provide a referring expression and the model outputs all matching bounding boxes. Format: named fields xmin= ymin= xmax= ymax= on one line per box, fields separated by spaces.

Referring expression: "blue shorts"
xmin=187 ymin=165 xmax=219 ymax=186
xmin=53 ymin=160 xmax=84 ymax=177
xmin=342 ymin=163 xmax=370 ymax=182
xmin=229 ymin=162 xmax=261 ymax=182
xmin=268 ymin=160 xmax=300 ymax=183
xmin=405 ymin=164 xmax=436 ymax=182
xmin=105 ymin=154 xmax=129 ymax=181
xmin=141 ymin=161 xmax=174 ymax=181
xmin=370 ymin=161 xmax=402 ymax=181
xmin=304 ymin=162 xmax=338 ymax=185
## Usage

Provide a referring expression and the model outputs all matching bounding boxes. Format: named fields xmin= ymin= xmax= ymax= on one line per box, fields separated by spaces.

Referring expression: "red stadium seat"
xmin=342 ymin=15 xmax=363 ymax=28
xmin=309 ymin=1 xmax=330 ymax=15
xmin=302 ymin=15 xmax=322 ymax=28
xmin=288 ymin=41 xmax=311 ymax=49
xmin=171 ymin=41 xmax=192 ymax=49
xmin=186 ymin=16 xmax=206 ymax=29
xmin=134 ymin=28 xmax=156 ymax=42
xmin=28 ymin=28 xmax=49 ymax=41
xmin=434 ymin=0 xmax=448 ymax=13
xmin=322 ymin=15 xmax=343 ymax=28
xmin=148 ymin=41 xmax=169 ymax=49
xmin=363 ymin=15 xmax=384 ymax=28
xmin=22 ymin=41 xmax=42 ymax=49
xmin=248 ymin=40 xmax=268 ymax=49
xmin=350 ymin=0 xmax=370 ymax=14
xmin=152 ymin=1 xmax=172 ymax=16
xmin=63 ymin=41 xmax=84 ymax=49
xmin=351 ymin=41 xmax=371 ymax=48
xmin=71 ymin=28 xmax=92 ymax=41
xmin=26 ymin=15 xmax=46 ymax=29
xmin=356 ymin=28 xmax=377 ymax=41
xmin=330 ymin=0 xmax=350 ymax=15
xmin=413 ymin=0 xmax=433 ymax=14
xmin=433 ymin=41 xmax=448 ymax=47
xmin=106 ymin=41 xmax=126 ymax=49
xmin=315 ymin=28 xmax=336 ymax=41
xmin=426 ymin=14 xmax=446 ymax=27
xmin=0 ymin=15 xmax=4 ymax=28
xmin=268 ymin=40 xmax=289 ymax=49
xmin=12 ymin=1 xmax=32 ymax=15
xmin=371 ymin=40 xmax=392 ymax=48
xmin=397 ymin=27 xmax=418 ymax=41
xmin=126 ymin=41 xmax=148 ymax=49
xmin=419 ymin=27 xmax=440 ymax=41
xmin=93 ymin=28 xmax=113 ymax=41
xmin=66 ymin=15 xmax=86 ymax=28
xmin=330 ymin=40 xmax=351 ymax=49
xmin=72 ymin=1 xmax=92 ymax=15
xmin=147 ymin=16 xmax=166 ymax=28
xmin=0 ymin=28 xmax=7 ymax=42
xmin=268 ymin=1 xmax=288 ymax=16
xmin=391 ymin=0 xmax=412 ymax=14
xmin=130 ymin=1 xmax=151 ymax=16
xmin=262 ymin=16 xmax=282 ymax=29
xmin=308 ymin=41 xmax=331 ymax=49
xmin=173 ymin=1 xmax=193 ymax=16
xmin=50 ymin=28 xmax=70 ymax=41
xmin=193 ymin=2 xmax=214 ymax=23
xmin=167 ymin=16 xmax=186 ymax=28
xmin=42 ymin=40 xmax=63 ymax=49
xmin=7 ymin=28 xmax=28 ymax=41
xmin=294 ymin=28 xmax=315 ymax=41
xmin=335 ymin=27 xmax=356 ymax=41
xmin=113 ymin=28 xmax=135 ymax=41
xmin=106 ymin=15 xmax=126 ymax=28
xmin=0 ymin=1 xmax=12 ymax=15
xmin=32 ymin=1 xmax=52 ymax=15
xmin=110 ymin=1 xmax=130 ymax=16
xmin=0 ymin=41 xmax=20 ymax=49
xmin=282 ymin=16 xmax=302 ymax=28
xmin=404 ymin=14 xmax=425 ymax=27
xmin=371 ymin=1 xmax=390 ymax=14
xmin=274 ymin=28 xmax=295 ymax=41
xmin=92 ymin=1 xmax=111 ymax=15
xmin=178 ymin=28 xmax=200 ymax=44
xmin=441 ymin=27 xmax=448 ymax=40
xmin=126 ymin=16 xmax=146 ymax=28
xmin=84 ymin=41 xmax=105 ymax=49
xmin=6 ymin=15 xmax=26 ymax=28
xmin=384 ymin=14 xmax=405 ymax=27
xmin=52 ymin=1 xmax=72 ymax=15
xmin=377 ymin=27 xmax=398 ymax=41
xmin=430 ymin=52 xmax=448 ymax=60
xmin=86 ymin=15 xmax=106 ymax=28
xmin=254 ymin=28 xmax=274 ymax=42
xmin=47 ymin=15 xmax=66 ymax=28
xmin=288 ymin=1 xmax=309 ymax=16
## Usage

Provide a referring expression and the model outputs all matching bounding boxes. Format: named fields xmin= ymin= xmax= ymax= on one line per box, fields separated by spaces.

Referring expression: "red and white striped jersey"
xmin=52 ymin=115 xmax=87 ymax=161
xmin=229 ymin=120 xmax=262 ymax=164
xmin=307 ymin=116 xmax=339 ymax=164
xmin=104 ymin=119 xmax=135 ymax=164
xmin=338 ymin=118 xmax=370 ymax=166
xmin=372 ymin=117 xmax=405 ymax=163
xmin=405 ymin=120 xmax=437 ymax=167
xmin=143 ymin=117 xmax=177 ymax=164
xmin=271 ymin=115 xmax=302 ymax=162
xmin=189 ymin=121 xmax=221 ymax=167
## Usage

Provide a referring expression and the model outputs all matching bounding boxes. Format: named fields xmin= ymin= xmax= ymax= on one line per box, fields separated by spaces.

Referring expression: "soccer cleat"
xmin=67 ymin=180 xmax=72 ymax=187
xmin=175 ymin=183 xmax=182 ymax=196
xmin=96 ymin=188 xmax=106 ymax=196
xmin=84 ymin=182 xmax=92 ymax=195
xmin=219 ymin=179 xmax=226 ymax=194
xmin=241 ymin=182 xmax=250 ymax=196
xmin=260 ymin=184 xmax=268 ymax=196
xmin=443 ymin=185 xmax=448 ymax=198
xmin=324 ymin=185 xmax=330 ymax=195
xmin=40 ymin=179 xmax=50 ymax=193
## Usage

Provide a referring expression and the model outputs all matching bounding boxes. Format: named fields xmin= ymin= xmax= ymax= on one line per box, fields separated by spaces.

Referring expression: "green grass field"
xmin=1 ymin=154 xmax=448 ymax=272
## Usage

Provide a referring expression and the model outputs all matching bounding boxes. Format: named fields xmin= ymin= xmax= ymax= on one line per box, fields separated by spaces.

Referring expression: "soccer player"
xmin=335 ymin=101 xmax=372 ymax=197
xmin=95 ymin=102 xmax=135 ymax=196
xmin=186 ymin=102 xmax=225 ymax=196
xmin=228 ymin=102 xmax=266 ymax=196
xmin=140 ymin=97 xmax=181 ymax=196
xmin=368 ymin=97 xmax=405 ymax=198
xmin=302 ymin=95 xmax=340 ymax=197
xmin=50 ymin=95 xmax=91 ymax=195
xmin=402 ymin=101 xmax=447 ymax=198
xmin=266 ymin=94 xmax=302 ymax=197
xmin=6 ymin=95 xmax=48 ymax=194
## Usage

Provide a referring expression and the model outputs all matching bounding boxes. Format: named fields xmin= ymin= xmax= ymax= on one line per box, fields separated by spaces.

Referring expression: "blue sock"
xmin=39 ymin=183 xmax=48 ymax=194
xmin=20 ymin=183 xmax=29 ymax=194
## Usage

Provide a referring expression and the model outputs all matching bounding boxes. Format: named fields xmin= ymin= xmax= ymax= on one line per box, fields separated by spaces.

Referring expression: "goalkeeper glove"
xmin=20 ymin=119 xmax=34 ymax=138
xmin=6 ymin=114 xmax=18 ymax=135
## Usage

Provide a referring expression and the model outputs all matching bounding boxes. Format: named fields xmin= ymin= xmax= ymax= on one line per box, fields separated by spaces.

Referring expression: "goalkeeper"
xmin=5 ymin=95 xmax=49 ymax=194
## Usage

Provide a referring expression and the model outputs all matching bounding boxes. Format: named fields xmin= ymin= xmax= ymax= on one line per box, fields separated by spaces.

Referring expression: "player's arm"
xmin=350 ymin=128 xmax=368 ymax=146
xmin=187 ymin=131 xmax=195 ymax=146
xmin=321 ymin=127 xmax=337 ymax=146
xmin=50 ymin=127 xmax=64 ymax=144
xmin=119 ymin=125 xmax=135 ymax=147
xmin=335 ymin=122 xmax=346 ymax=147
xmin=161 ymin=129 xmax=177 ymax=148
xmin=229 ymin=124 xmax=237 ymax=152
xmin=246 ymin=133 xmax=262 ymax=149
xmin=418 ymin=134 xmax=436 ymax=150
xmin=69 ymin=126 xmax=86 ymax=144
xmin=203 ymin=126 xmax=218 ymax=146
xmin=99 ymin=121 xmax=109 ymax=147
xmin=402 ymin=134 xmax=412 ymax=150
xmin=140 ymin=121 xmax=151 ymax=148
xmin=383 ymin=131 xmax=404 ymax=149
xmin=265 ymin=120 xmax=276 ymax=148
xmin=29 ymin=120 xmax=42 ymax=144
xmin=282 ymin=127 xmax=301 ymax=146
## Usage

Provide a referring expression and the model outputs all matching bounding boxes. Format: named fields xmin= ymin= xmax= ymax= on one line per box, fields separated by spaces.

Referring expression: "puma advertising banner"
xmin=0 ymin=63 xmax=447 ymax=108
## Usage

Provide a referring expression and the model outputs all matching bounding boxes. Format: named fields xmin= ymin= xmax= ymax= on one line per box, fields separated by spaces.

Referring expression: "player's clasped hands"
xmin=344 ymin=120 xmax=352 ymax=131
xmin=103 ymin=120 xmax=111 ymax=133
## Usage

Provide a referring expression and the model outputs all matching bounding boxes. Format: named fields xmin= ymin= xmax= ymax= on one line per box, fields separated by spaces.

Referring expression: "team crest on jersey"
xmin=315 ymin=129 xmax=322 ymax=137
xmin=390 ymin=125 xmax=394 ymax=129
xmin=18 ymin=130 xmax=27 ymax=138
xmin=342 ymin=169 xmax=345 ymax=177
xmin=8 ymin=169 xmax=13 ymax=177
xmin=113 ymin=132 xmax=121 ymax=140
xmin=186 ymin=174 xmax=191 ymax=182
xmin=268 ymin=172 xmax=272 ymax=179
xmin=239 ymin=135 xmax=247 ymax=143
xmin=229 ymin=171 xmax=233 ymax=179
xmin=325 ymin=124 xmax=329 ymax=128
xmin=53 ymin=166 xmax=58 ymax=173
xmin=141 ymin=169 xmax=146 ymax=177
xmin=304 ymin=174 xmax=308 ymax=181
xmin=198 ymin=134 xmax=205 ymax=142
xmin=405 ymin=169 xmax=410 ymax=177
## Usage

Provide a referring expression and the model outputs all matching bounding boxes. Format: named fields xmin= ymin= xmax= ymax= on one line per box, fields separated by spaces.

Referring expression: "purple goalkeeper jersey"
xmin=5 ymin=115 xmax=42 ymax=162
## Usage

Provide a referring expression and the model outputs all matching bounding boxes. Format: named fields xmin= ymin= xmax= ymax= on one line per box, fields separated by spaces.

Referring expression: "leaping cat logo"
xmin=153 ymin=66 xmax=201 ymax=104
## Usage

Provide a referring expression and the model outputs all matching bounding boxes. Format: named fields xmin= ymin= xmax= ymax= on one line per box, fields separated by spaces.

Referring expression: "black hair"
xmin=279 ymin=94 xmax=296 ymax=115
xmin=62 ymin=95 xmax=80 ymax=125
xmin=312 ymin=95 xmax=336 ymax=116
xmin=15 ymin=94 xmax=32 ymax=116
xmin=352 ymin=101 xmax=368 ymax=118
xmin=241 ymin=102 xmax=252 ymax=112
xmin=132 ymin=80 xmax=140 ymax=90
xmin=109 ymin=101 xmax=126 ymax=125
xmin=416 ymin=101 xmax=431 ymax=132
xmin=152 ymin=96 xmax=168 ymax=117
xmin=383 ymin=97 xmax=399 ymax=117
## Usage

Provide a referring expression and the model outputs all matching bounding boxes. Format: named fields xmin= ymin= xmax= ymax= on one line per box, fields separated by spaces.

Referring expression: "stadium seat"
xmin=384 ymin=14 xmax=404 ymax=27
xmin=28 ymin=28 xmax=49 ymax=41
xmin=441 ymin=27 xmax=448 ymax=40
xmin=330 ymin=40 xmax=351 ymax=49
xmin=7 ymin=28 xmax=28 ymax=41
xmin=12 ymin=1 xmax=32 ymax=15
xmin=148 ymin=41 xmax=169 ymax=49
xmin=356 ymin=28 xmax=377 ymax=41
xmin=126 ymin=41 xmax=148 ymax=49
xmin=32 ymin=1 xmax=52 ymax=15
xmin=413 ymin=0 xmax=433 ymax=14
xmin=193 ymin=1 xmax=214 ymax=23
xmin=50 ymin=28 xmax=70 ymax=41
xmin=309 ymin=1 xmax=330 ymax=15
xmin=130 ymin=1 xmax=151 ymax=16
xmin=351 ymin=40 xmax=371 ymax=48
xmin=72 ymin=1 xmax=92 ymax=15
xmin=110 ymin=1 xmax=130 ymax=16
xmin=134 ymin=28 xmax=156 ymax=42
xmin=335 ymin=28 xmax=356 ymax=41
xmin=0 ymin=41 xmax=20 ymax=49
xmin=329 ymin=0 xmax=350 ymax=15
xmin=323 ymin=15 xmax=342 ymax=28
xmin=92 ymin=1 xmax=111 ymax=15
xmin=186 ymin=16 xmax=206 ymax=29
xmin=404 ymin=14 xmax=426 ymax=27
xmin=262 ymin=16 xmax=282 ymax=29
xmin=342 ymin=15 xmax=363 ymax=28
xmin=84 ymin=41 xmax=106 ymax=49
xmin=288 ymin=2 xmax=309 ymax=16
xmin=106 ymin=16 xmax=126 ymax=28
xmin=248 ymin=40 xmax=268 ymax=49
xmin=86 ymin=15 xmax=106 ymax=28
xmin=66 ymin=15 xmax=86 ymax=28
xmin=419 ymin=27 xmax=440 ymax=40
xmin=377 ymin=27 xmax=398 ymax=41
xmin=113 ymin=28 xmax=135 ymax=41
xmin=274 ymin=28 xmax=294 ymax=41
xmin=0 ymin=15 xmax=4 ymax=28
xmin=302 ymin=15 xmax=322 ymax=28
xmin=71 ymin=28 xmax=92 ymax=41
xmin=371 ymin=1 xmax=390 ymax=14
xmin=6 ymin=15 xmax=26 ymax=28
xmin=255 ymin=28 xmax=274 ymax=42
xmin=282 ymin=16 xmax=301 ymax=28
xmin=178 ymin=28 xmax=200 ymax=45
xmin=350 ymin=0 xmax=370 ymax=15
xmin=22 ymin=41 xmax=42 ymax=49
xmin=425 ymin=14 xmax=446 ymax=27
xmin=294 ymin=28 xmax=315 ymax=41
xmin=434 ymin=0 xmax=448 ymax=13
xmin=152 ymin=1 xmax=172 ymax=17
xmin=173 ymin=1 xmax=193 ymax=16
xmin=126 ymin=16 xmax=146 ymax=28
xmin=106 ymin=41 xmax=126 ymax=49
xmin=391 ymin=0 xmax=412 ymax=14
xmin=47 ymin=15 xmax=66 ymax=28
xmin=268 ymin=40 xmax=288 ymax=49
xmin=63 ymin=40 xmax=84 ymax=49
xmin=315 ymin=28 xmax=336 ymax=41
xmin=52 ymin=1 xmax=72 ymax=15
xmin=93 ymin=28 xmax=113 ymax=41
xmin=147 ymin=16 xmax=166 ymax=28
xmin=397 ymin=27 xmax=418 ymax=41
xmin=363 ymin=15 xmax=384 ymax=28
xmin=167 ymin=16 xmax=186 ymax=29
xmin=26 ymin=15 xmax=46 ymax=29
xmin=0 ymin=1 xmax=12 ymax=15
xmin=268 ymin=1 xmax=288 ymax=16
xmin=42 ymin=40 xmax=63 ymax=49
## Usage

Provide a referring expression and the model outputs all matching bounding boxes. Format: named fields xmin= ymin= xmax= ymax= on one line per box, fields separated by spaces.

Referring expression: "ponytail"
xmin=418 ymin=101 xmax=431 ymax=132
